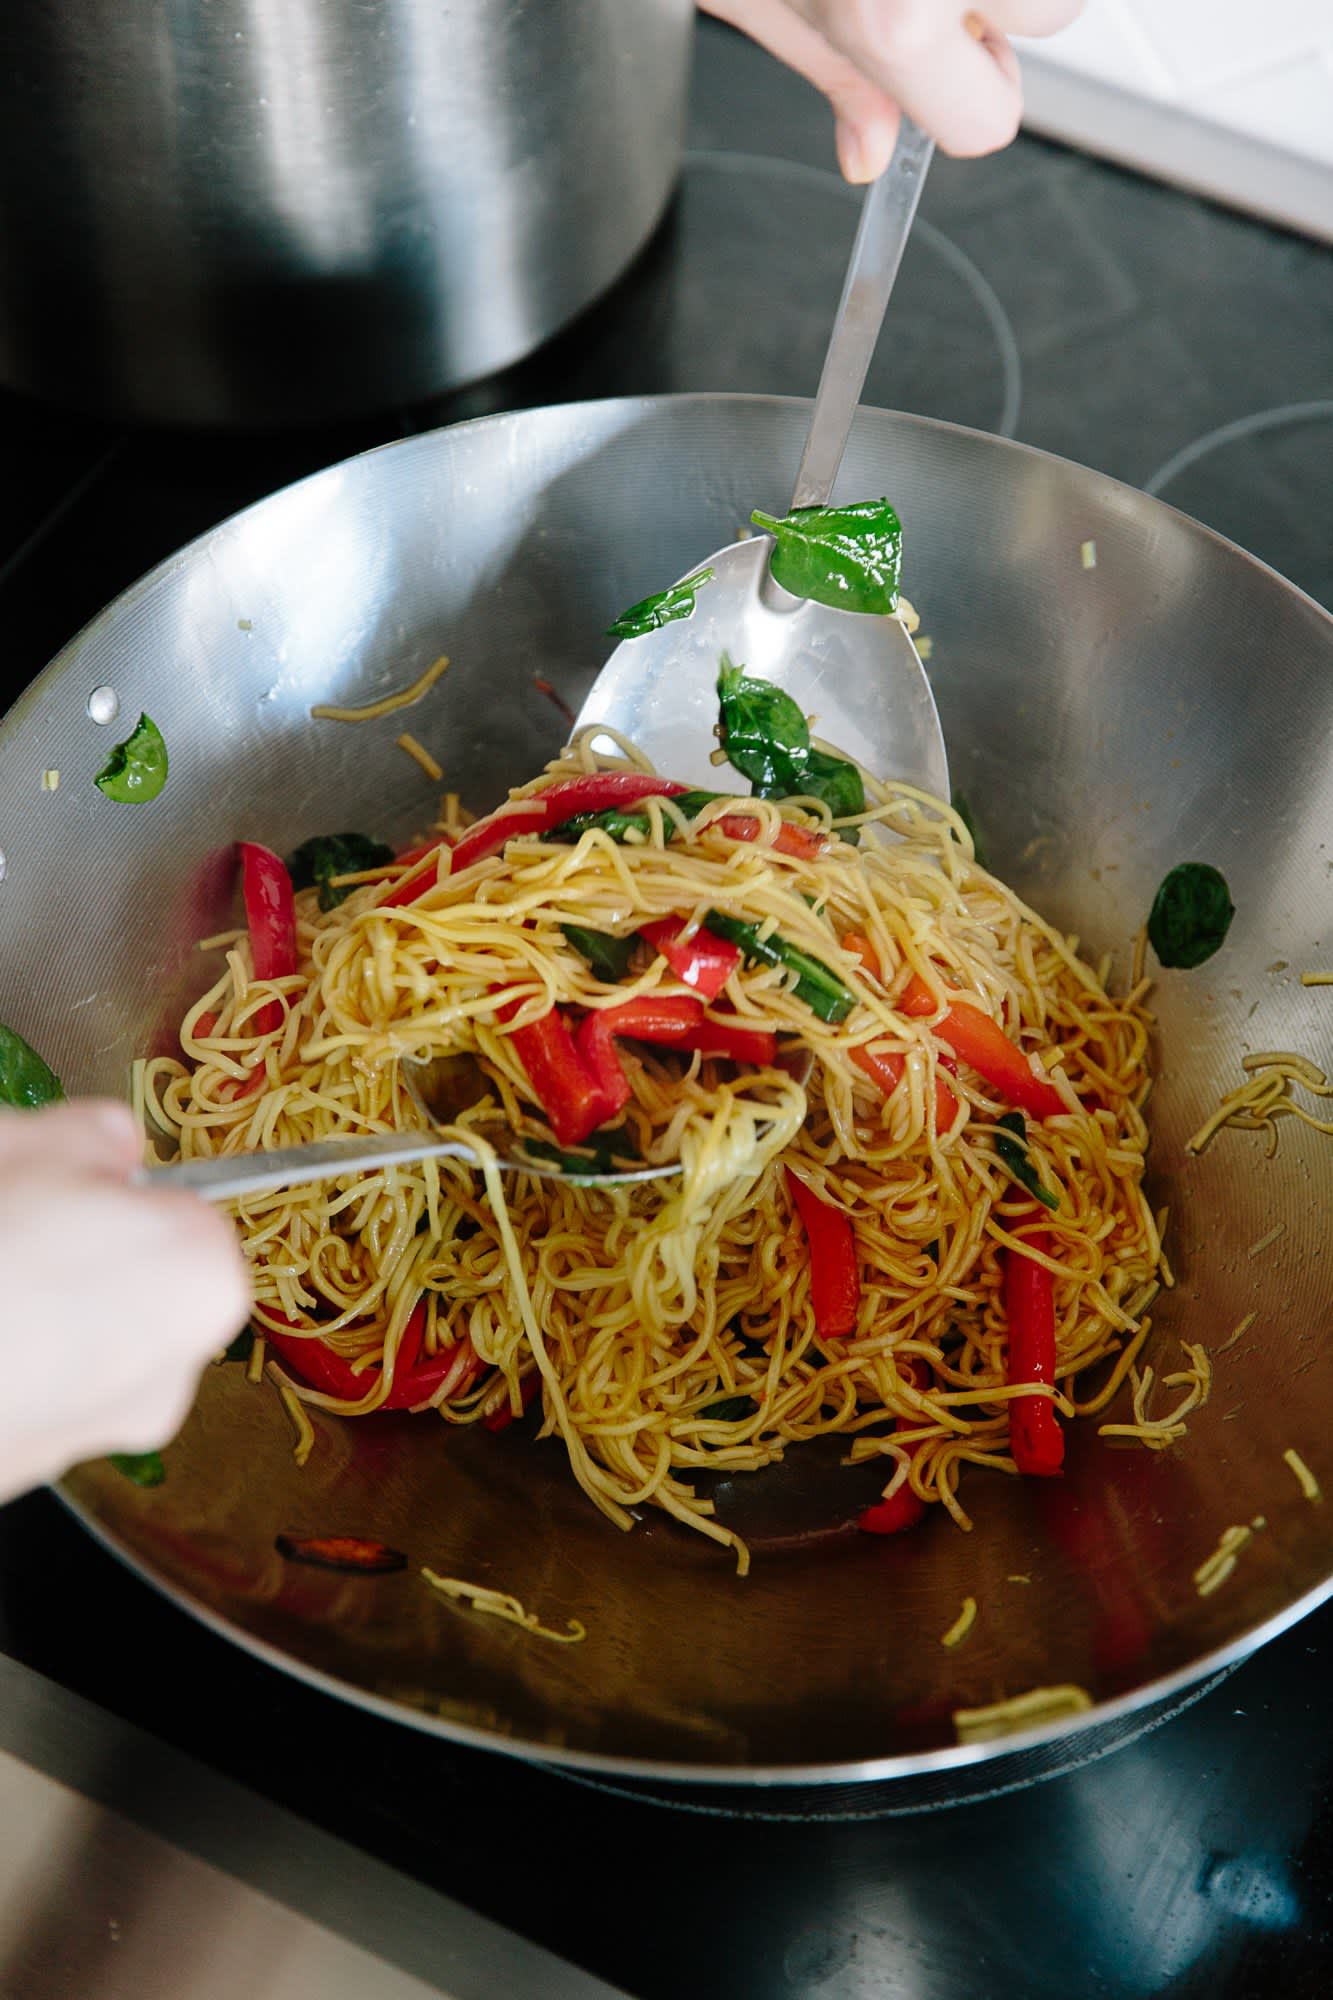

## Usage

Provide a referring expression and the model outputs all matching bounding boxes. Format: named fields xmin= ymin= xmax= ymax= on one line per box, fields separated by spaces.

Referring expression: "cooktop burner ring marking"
xmin=1145 ymin=399 xmax=1333 ymax=499
xmin=683 ymin=148 xmax=1023 ymax=438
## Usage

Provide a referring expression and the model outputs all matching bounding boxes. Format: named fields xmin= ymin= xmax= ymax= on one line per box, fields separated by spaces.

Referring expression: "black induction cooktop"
xmin=1 ymin=20 xmax=1331 ymax=1999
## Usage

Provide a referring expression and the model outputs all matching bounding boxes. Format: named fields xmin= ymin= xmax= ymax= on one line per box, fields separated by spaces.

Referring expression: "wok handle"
xmin=788 ymin=117 xmax=934 ymax=512
xmin=135 ymin=1129 xmax=488 ymax=1202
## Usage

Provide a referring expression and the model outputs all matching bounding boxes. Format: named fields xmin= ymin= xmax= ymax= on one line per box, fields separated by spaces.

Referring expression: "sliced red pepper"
xmin=238 ymin=842 xmax=298 ymax=1033
xmin=262 ymin=1304 xmax=482 ymax=1411
xmin=684 ymin=1017 xmax=779 ymax=1066
xmin=850 ymin=1043 xmax=959 ymax=1132
xmin=785 ymin=1166 xmax=860 ymax=1341
xmin=716 ymin=814 xmax=826 ymax=861
xmin=897 ymin=973 xmax=1066 ymax=1122
xmin=640 ymin=916 xmax=741 ymax=1000
xmin=572 ymin=1009 xmax=635 ymax=1122
xmin=575 ymin=996 xmax=778 ymax=1111
xmin=457 ymin=774 xmax=691 ymax=872
xmin=840 ymin=935 xmax=958 ymax=1128
xmin=858 ymin=1358 xmax=932 ymax=1535
xmin=483 ymin=1370 xmax=543 ymax=1433
xmin=1004 ymin=1214 xmax=1064 ymax=1477
xmin=275 ymin=1534 xmax=407 ymax=1574
xmin=498 ymin=999 xmax=612 ymax=1146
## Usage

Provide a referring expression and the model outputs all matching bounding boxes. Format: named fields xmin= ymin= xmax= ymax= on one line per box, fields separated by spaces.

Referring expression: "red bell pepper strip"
xmin=850 ymin=1044 xmax=959 ymax=1132
xmin=571 ymin=1010 xmax=635 ymax=1121
xmin=716 ymin=813 xmax=826 ymax=860
xmin=840 ymin=934 xmax=958 ymax=1128
xmin=858 ymin=1358 xmax=932 ymax=1535
xmin=639 ymin=916 xmax=741 ymax=1000
xmin=496 ymin=1000 xmax=612 ymax=1146
xmin=482 ymin=1370 xmax=543 ymax=1433
xmin=785 ymin=1166 xmax=860 ymax=1340
xmin=1004 ymin=1214 xmax=1064 ymax=1476
xmin=238 ymin=842 xmax=298 ymax=1033
xmin=896 ymin=973 xmax=1067 ymax=1122
xmin=263 ymin=1304 xmax=483 ymax=1410
xmin=575 ymin=995 xmax=778 ymax=1112
xmin=381 ymin=776 xmax=690 ymax=907
xmin=683 ymin=1017 xmax=779 ymax=1066
xmin=275 ymin=1535 xmax=408 ymax=1573
xmin=452 ymin=774 xmax=691 ymax=872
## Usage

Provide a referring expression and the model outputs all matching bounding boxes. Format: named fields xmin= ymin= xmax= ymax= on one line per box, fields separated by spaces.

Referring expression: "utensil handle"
xmin=788 ymin=119 xmax=935 ymax=512
xmin=137 ymin=1129 xmax=484 ymax=1202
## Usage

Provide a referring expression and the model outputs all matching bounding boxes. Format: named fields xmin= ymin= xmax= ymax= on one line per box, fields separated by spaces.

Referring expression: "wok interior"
xmin=5 ymin=396 xmax=1331 ymax=1780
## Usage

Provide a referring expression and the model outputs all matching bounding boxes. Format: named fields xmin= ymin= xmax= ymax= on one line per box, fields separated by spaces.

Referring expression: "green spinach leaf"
xmin=0 ymin=1024 xmax=64 ymax=1108
xmin=109 ymin=1450 xmax=166 ymax=1488
xmin=94 ymin=713 xmax=169 ymax=804
xmin=717 ymin=661 xmax=810 ymax=796
xmin=951 ymin=791 xmax=988 ymax=869
xmin=703 ymin=909 xmax=855 ymax=1025
xmin=608 ymin=566 xmax=714 ymax=639
xmin=549 ymin=807 xmax=652 ymax=845
xmin=289 ymin=831 xmax=395 ymax=911
xmin=799 ymin=748 xmax=865 ymax=833
xmin=560 ymin=924 xmax=636 ymax=982
xmin=750 ymin=498 xmax=902 ymax=615
xmin=702 ymin=1394 xmax=755 ymax=1424
xmin=520 ymin=1128 xmax=641 ymax=1178
xmin=994 ymin=1112 xmax=1060 ymax=1213
xmin=716 ymin=660 xmax=864 ymax=831
xmin=1147 ymin=862 xmax=1235 ymax=970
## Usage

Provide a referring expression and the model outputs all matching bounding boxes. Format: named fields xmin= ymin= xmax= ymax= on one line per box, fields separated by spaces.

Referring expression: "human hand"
xmin=700 ymin=0 xmax=1084 ymax=175
xmin=0 ymin=1100 xmax=251 ymax=1505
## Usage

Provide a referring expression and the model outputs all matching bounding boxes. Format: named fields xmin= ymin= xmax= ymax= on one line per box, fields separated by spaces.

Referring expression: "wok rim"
xmin=30 ymin=390 xmax=1333 ymax=1788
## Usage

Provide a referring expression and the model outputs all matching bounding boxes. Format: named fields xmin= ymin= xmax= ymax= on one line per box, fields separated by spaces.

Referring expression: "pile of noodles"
xmin=140 ymin=731 xmax=1170 ymax=1572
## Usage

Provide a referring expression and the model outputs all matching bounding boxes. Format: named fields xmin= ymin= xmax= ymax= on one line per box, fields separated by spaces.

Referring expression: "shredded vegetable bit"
xmin=1218 ymin=1310 xmax=1256 ymax=1354
xmin=1247 ymin=1223 xmax=1287 ymax=1260
xmin=41 ymin=768 xmax=59 ymax=791
xmin=420 ymin=1569 xmax=586 ymax=1644
xmin=1097 ymin=1338 xmax=1211 ymax=1450
xmin=1283 ymin=1448 xmax=1322 ymax=1503
xmin=272 ymin=1373 xmax=315 ymax=1467
xmin=953 ymin=1684 xmax=1092 ymax=1742
xmin=1189 ymin=1045 xmax=1333 ymax=1159
xmin=1193 ymin=1517 xmax=1266 ymax=1598
xmin=940 ymin=1596 xmax=978 ymax=1648
xmin=1080 ymin=540 xmax=1097 ymax=570
xmin=1301 ymin=971 xmax=1333 ymax=986
xmin=311 ymin=653 xmax=449 ymax=724
xmin=916 ymin=635 xmax=933 ymax=660
xmin=895 ymin=594 xmax=920 ymax=634
xmin=397 ymin=732 xmax=444 ymax=782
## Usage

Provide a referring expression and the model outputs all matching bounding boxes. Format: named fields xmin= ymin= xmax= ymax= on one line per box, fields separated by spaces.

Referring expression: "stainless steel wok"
xmin=1 ymin=395 xmax=1330 ymax=1786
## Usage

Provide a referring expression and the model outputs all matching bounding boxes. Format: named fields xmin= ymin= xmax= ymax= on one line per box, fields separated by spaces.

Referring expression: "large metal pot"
xmin=2 ymin=395 xmax=1331 ymax=1786
xmin=0 ymin=1 xmax=692 ymax=426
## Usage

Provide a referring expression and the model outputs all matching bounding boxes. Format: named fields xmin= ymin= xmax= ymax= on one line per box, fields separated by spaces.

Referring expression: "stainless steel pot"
xmin=2 ymin=395 xmax=1331 ymax=1787
xmin=0 ymin=1 xmax=692 ymax=426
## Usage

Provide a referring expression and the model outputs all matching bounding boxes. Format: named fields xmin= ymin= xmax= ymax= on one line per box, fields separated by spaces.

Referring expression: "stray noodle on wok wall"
xmin=140 ymin=726 xmax=1177 ymax=1573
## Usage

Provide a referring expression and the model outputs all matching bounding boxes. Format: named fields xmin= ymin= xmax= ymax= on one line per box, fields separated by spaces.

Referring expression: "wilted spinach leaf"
xmin=994 ymin=1112 xmax=1060 ymax=1213
xmin=750 ymin=498 xmax=902 ymax=615
xmin=1147 ymin=862 xmax=1235 ymax=969
xmin=289 ymin=832 xmax=394 ymax=911
xmin=0 ymin=1024 xmax=64 ymax=1109
xmin=608 ymin=567 xmax=714 ymax=639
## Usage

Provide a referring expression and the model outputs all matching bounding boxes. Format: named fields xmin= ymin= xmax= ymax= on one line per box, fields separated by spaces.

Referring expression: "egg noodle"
xmin=140 ymin=728 xmax=1168 ymax=1573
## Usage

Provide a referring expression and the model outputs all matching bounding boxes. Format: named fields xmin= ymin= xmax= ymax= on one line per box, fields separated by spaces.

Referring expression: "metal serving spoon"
xmin=576 ymin=119 xmax=948 ymax=801
xmin=141 ymin=1052 xmax=679 ymax=1199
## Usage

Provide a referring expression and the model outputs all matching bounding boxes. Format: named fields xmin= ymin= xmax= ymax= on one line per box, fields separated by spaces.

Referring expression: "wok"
xmin=2 ymin=395 xmax=1330 ymax=1787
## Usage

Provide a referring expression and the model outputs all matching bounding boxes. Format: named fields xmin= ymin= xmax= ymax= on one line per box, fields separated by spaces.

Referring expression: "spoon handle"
xmin=788 ymin=118 xmax=935 ymax=512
